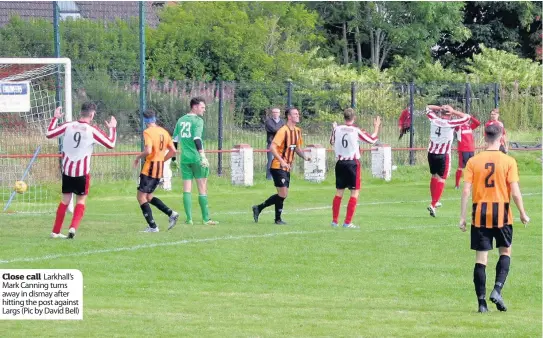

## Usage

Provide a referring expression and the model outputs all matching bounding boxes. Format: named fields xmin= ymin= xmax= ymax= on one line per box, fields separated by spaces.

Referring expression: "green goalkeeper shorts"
xmin=181 ymin=163 xmax=209 ymax=180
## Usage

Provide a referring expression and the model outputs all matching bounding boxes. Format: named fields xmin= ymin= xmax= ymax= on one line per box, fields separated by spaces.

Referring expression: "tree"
xmin=434 ymin=1 xmax=541 ymax=68
xmin=146 ymin=2 xmax=322 ymax=82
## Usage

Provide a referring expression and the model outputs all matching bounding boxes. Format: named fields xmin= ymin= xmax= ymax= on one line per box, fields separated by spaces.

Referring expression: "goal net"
xmin=0 ymin=58 xmax=72 ymax=214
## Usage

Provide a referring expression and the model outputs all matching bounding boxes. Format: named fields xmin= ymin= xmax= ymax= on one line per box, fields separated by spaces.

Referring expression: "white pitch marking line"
xmin=0 ymin=222 xmax=454 ymax=265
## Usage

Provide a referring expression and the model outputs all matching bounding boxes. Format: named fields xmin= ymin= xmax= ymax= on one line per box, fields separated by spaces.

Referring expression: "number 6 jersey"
xmin=330 ymin=124 xmax=378 ymax=160
xmin=426 ymin=109 xmax=470 ymax=154
xmin=46 ymin=118 xmax=116 ymax=177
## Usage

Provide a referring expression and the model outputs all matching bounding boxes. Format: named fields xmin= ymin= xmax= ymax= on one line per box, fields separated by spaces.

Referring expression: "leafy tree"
xmin=434 ymin=1 xmax=541 ymax=68
xmin=0 ymin=16 xmax=53 ymax=58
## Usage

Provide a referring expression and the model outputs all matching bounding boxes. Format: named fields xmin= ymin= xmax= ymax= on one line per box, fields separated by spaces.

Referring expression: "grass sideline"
xmin=0 ymin=159 xmax=541 ymax=336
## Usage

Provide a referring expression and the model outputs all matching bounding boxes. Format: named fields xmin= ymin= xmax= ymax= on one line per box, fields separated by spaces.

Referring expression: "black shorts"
xmin=335 ymin=160 xmax=361 ymax=190
xmin=62 ymin=174 xmax=90 ymax=196
xmin=138 ymin=174 xmax=161 ymax=194
xmin=270 ymin=168 xmax=290 ymax=188
xmin=471 ymin=225 xmax=513 ymax=251
xmin=458 ymin=151 xmax=474 ymax=169
xmin=428 ymin=153 xmax=451 ymax=179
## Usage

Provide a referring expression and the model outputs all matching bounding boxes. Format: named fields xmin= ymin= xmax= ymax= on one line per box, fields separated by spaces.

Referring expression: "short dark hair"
xmin=484 ymin=124 xmax=502 ymax=143
xmin=190 ymin=97 xmax=205 ymax=108
xmin=80 ymin=102 xmax=96 ymax=117
xmin=143 ymin=109 xmax=156 ymax=119
xmin=284 ymin=107 xmax=298 ymax=119
xmin=343 ymin=108 xmax=355 ymax=121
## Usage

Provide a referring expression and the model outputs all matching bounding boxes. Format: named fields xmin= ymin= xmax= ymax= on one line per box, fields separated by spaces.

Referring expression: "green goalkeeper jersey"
xmin=172 ymin=113 xmax=204 ymax=164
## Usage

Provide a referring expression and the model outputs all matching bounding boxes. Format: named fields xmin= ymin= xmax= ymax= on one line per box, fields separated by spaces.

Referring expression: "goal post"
xmin=0 ymin=58 xmax=72 ymax=214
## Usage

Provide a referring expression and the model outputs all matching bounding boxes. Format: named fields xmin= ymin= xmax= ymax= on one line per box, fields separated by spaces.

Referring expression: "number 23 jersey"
xmin=172 ymin=113 xmax=204 ymax=164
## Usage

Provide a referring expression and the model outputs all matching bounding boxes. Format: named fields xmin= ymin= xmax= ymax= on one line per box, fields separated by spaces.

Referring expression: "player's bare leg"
xmin=183 ymin=179 xmax=193 ymax=224
xmin=490 ymin=246 xmax=511 ymax=312
xmin=196 ymin=178 xmax=218 ymax=225
xmin=331 ymin=189 xmax=345 ymax=227
xmin=67 ymin=195 xmax=87 ymax=239
xmin=51 ymin=193 xmax=72 ymax=238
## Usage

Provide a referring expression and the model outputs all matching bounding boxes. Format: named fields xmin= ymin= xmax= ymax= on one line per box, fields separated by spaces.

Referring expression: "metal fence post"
xmin=217 ymin=80 xmax=224 ymax=177
xmin=465 ymin=82 xmax=471 ymax=115
xmin=494 ymin=83 xmax=499 ymax=108
xmin=139 ymin=2 xmax=146 ymax=152
xmin=53 ymin=2 xmax=62 ymax=170
xmin=351 ymin=81 xmax=356 ymax=108
xmin=408 ymin=82 xmax=415 ymax=165
xmin=287 ymin=81 xmax=292 ymax=107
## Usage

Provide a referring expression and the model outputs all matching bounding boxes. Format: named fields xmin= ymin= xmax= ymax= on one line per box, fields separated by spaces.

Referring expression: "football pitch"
xmin=0 ymin=166 xmax=541 ymax=337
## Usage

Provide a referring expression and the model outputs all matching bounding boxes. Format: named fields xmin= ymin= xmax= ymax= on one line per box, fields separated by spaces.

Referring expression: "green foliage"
xmin=0 ymin=16 xmax=53 ymax=57
xmin=465 ymin=45 xmax=543 ymax=87
xmin=147 ymin=2 xmax=322 ymax=82
xmin=389 ymin=56 xmax=466 ymax=83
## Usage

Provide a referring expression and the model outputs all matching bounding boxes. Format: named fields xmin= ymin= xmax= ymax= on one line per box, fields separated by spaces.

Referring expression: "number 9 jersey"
xmin=46 ymin=118 xmax=116 ymax=177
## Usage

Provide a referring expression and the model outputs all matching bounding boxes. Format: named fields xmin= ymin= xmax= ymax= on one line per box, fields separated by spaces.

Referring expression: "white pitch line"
xmin=0 ymin=230 xmax=329 ymax=264
xmin=0 ymin=222 xmax=454 ymax=265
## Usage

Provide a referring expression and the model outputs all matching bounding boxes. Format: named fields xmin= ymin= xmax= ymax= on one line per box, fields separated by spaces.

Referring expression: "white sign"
xmin=0 ymin=82 xmax=31 ymax=113
xmin=0 ymin=269 xmax=83 ymax=320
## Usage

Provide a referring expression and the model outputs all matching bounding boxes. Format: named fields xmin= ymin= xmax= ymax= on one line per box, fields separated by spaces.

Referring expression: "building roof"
xmin=0 ymin=1 xmax=161 ymax=27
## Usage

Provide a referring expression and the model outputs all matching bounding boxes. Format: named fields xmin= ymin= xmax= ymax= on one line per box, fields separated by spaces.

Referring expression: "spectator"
xmin=265 ymin=108 xmax=285 ymax=180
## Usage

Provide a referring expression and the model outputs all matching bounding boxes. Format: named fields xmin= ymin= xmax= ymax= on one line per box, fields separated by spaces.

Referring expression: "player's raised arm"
xmin=470 ymin=116 xmax=481 ymax=130
xmin=329 ymin=122 xmax=337 ymax=146
xmin=93 ymin=116 xmax=117 ymax=149
xmin=358 ymin=116 xmax=381 ymax=144
xmin=45 ymin=106 xmax=68 ymax=139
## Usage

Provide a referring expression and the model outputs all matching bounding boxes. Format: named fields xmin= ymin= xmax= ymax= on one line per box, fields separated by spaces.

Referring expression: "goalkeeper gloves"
xmin=200 ymin=154 xmax=209 ymax=168
xmin=170 ymin=160 xmax=179 ymax=171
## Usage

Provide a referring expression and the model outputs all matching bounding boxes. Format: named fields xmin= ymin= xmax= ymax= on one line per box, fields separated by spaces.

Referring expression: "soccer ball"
xmin=14 ymin=181 xmax=27 ymax=194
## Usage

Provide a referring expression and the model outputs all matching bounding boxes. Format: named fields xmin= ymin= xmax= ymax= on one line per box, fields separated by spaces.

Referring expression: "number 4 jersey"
xmin=330 ymin=124 xmax=378 ymax=160
xmin=46 ymin=118 xmax=116 ymax=177
xmin=426 ymin=109 xmax=470 ymax=154
xmin=172 ymin=113 xmax=204 ymax=164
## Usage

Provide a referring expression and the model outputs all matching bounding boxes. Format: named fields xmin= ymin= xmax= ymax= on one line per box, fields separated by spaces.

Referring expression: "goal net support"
xmin=0 ymin=58 xmax=72 ymax=213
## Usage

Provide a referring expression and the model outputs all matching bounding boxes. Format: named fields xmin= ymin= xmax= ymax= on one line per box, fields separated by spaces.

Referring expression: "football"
xmin=14 ymin=181 xmax=27 ymax=194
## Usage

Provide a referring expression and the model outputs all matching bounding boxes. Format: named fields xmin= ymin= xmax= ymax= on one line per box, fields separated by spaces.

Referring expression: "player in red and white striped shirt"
xmin=485 ymin=108 xmax=508 ymax=154
xmin=454 ymin=115 xmax=480 ymax=189
xmin=45 ymin=102 xmax=117 ymax=239
xmin=426 ymin=105 xmax=470 ymax=217
xmin=329 ymin=108 xmax=380 ymax=228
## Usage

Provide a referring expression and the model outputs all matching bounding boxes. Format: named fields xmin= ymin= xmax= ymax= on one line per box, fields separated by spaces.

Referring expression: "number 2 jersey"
xmin=426 ymin=109 xmax=470 ymax=154
xmin=46 ymin=118 xmax=116 ymax=177
xmin=464 ymin=150 xmax=519 ymax=228
xmin=329 ymin=124 xmax=378 ymax=160
xmin=172 ymin=113 xmax=204 ymax=164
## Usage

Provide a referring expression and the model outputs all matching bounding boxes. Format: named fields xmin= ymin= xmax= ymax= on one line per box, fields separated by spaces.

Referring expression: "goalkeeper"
xmin=171 ymin=97 xmax=218 ymax=225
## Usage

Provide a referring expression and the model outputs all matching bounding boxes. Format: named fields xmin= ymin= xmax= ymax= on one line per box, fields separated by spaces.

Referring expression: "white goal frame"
xmin=0 ymin=57 xmax=72 ymax=121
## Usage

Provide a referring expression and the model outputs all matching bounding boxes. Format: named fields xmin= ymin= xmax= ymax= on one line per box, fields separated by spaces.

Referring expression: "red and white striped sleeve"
xmin=45 ymin=117 xmax=69 ymax=139
xmin=358 ymin=128 xmax=377 ymax=144
xmin=92 ymin=126 xmax=116 ymax=149
xmin=444 ymin=114 xmax=471 ymax=127
xmin=426 ymin=107 xmax=438 ymax=120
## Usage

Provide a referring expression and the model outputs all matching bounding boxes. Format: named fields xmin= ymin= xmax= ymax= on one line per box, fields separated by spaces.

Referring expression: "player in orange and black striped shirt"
xmin=459 ymin=124 xmax=530 ymax=313
xmin=252 ymin=107 xmax=310 ymax=224
xmin=133 ymin=110 xmax=179 ymax=232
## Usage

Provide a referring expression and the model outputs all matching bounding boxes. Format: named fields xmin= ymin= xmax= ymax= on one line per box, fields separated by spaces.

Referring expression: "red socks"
xmin=52 ymin=203 xmax=68 ymax=234
xmin=455 ymin=169 xmax=462 ymax=188
xmin=345 ymin=197 xmax=358 ymax=224
xmin=435 ymin=181 xmax=445 ymax=206
xmin=332 ymin=196 xmax=342 ymax=223
xmin=70 ymin=204 xmax=86 ymax=230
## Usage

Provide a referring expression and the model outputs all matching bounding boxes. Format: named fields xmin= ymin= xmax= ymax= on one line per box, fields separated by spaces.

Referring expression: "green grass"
xmin=0 ymin=162 xmax=541 ymax=337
